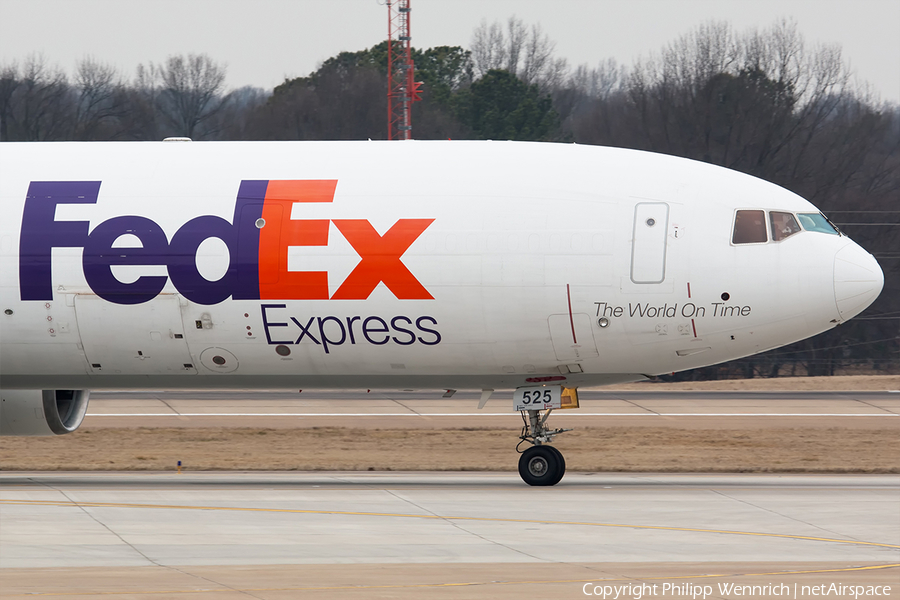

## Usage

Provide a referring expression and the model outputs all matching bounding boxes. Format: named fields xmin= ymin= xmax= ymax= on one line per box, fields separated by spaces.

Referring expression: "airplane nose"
xmin=834 ymin=242 xmax=884 ymax=322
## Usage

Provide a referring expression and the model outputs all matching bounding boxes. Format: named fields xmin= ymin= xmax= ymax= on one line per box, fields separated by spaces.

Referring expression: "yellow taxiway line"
xmin=2 ymin=498 xmax=898 ymax=550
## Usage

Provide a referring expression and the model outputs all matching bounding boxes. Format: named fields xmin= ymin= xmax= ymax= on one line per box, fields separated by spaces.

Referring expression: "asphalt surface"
xmin=1 ymin=472 xmax=898 ymax=598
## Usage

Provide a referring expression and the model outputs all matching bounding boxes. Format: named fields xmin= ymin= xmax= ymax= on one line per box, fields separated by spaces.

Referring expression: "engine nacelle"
xmin=0 ymin=390 xmax=90 ymax=436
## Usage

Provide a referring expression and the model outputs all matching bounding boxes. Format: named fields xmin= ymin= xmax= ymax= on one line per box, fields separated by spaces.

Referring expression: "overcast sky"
xmin=2 ymin=0 xmax=898 ymax=103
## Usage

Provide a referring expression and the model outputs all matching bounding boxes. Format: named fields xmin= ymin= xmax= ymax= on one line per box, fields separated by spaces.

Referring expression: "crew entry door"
xmin=630 ymin=202 xmax=669 ymax=284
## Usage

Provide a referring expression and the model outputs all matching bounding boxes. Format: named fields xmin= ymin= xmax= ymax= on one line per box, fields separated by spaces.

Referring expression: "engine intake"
xmin=0 ymin=389 xmax=90 ymax=436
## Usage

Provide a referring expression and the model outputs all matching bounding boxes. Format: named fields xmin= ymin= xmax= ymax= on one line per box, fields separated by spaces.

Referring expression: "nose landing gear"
xmin=517 ymin=408 xmax=571 ymax=486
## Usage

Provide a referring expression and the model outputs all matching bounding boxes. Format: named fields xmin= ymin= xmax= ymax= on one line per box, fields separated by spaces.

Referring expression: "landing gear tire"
xmin=546 ymin=445 xmax=566 ymax=485
xmin=518 ymin=445 xmax=565 ymax=486
xmin=517 ymin=407 xmax=571 ymax=486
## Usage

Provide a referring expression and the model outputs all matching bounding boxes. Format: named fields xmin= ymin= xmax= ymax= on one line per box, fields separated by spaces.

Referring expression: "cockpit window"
xmin=769 ymin=211 xmax=802 ymax=242
xmin=797 ymin=212 xmax=840 ymax=236
xmin=732 ymin=210 xmax=767 ymax=244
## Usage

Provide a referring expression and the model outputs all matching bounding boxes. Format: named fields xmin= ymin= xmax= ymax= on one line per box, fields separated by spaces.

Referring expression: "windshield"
xmin=797 ymin=213 xmax=840 ymax=235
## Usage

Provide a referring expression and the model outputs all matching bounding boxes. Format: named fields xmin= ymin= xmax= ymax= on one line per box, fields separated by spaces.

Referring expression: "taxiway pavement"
xmin=1 ymin=472 xmax=898 ymax=598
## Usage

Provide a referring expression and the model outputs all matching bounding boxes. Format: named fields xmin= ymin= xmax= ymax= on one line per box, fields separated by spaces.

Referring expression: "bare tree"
xmin=72 ymin=57 xmax=123 ymax=139
xmin=470 ymin=17 xmax=563 ymax=91
xmin=143 ymin=54 xmax=232 ymax=139
xmin=15 ymin=55 xmax=71 ymax=140
xmin=520 ymin=23 xmax=557 ymax=87
xmin=113 ymin=63 xmax=163 ymax=140
xmin=0 ymin=62 xmax=20 ymax=141
xmin=3 ymin=56 xmax=134 ymax=141
xmin=561 ymin=58 xmax=625 ymax=106
xmin=594 ymin=58 xmax=626 ymax=99
xmin=611 ymin=19 xmax=865 ymax=178
xmin=471 ymin=19 xmax=508 ymax=77
xmin=553 ymin=58 xmax=625 ymax=134
xmin=504 ymin=17 xmax=527 ymax=76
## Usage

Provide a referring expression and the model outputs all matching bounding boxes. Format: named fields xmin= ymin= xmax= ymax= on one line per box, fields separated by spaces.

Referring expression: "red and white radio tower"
xmin=387 ymin=0 xmax=421 ymax=140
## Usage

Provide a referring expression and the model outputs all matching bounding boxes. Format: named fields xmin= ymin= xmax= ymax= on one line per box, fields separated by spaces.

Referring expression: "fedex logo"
xmin=19 ymin=180 xmax=434 ymax=305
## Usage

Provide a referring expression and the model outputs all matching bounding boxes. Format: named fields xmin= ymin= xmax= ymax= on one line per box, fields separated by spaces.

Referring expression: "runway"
xmin=82 ymin=389 xmax=900 ymax=429
xmin=1 ymin=472 xmax=898 ymax=598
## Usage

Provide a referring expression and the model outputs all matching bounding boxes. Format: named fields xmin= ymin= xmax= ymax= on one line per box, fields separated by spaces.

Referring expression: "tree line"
xmin=2 ymin=18 xmax=897 ymax=378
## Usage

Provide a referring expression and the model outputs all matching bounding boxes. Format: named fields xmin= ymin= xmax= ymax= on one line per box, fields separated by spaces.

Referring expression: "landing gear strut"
xmin=517 ymin=408 xmax=571 ymax=486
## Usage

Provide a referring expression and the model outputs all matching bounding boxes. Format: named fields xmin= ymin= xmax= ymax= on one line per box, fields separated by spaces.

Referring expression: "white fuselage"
xmin=0 ymin=141 xmax=884 ymax=391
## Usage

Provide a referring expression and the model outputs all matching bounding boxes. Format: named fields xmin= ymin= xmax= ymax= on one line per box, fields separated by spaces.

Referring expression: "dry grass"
xmin=2 ymin=426 xmax=897 ymax=473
